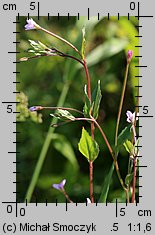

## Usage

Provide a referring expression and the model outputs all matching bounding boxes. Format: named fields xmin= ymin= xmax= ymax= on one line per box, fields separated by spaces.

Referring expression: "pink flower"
xmin=126 ymin=110 xmax=135 ymax=123
xmin=25 ymin=18 xmax=40 ymax=30
xmin=52 ymin=179 xmax=66 ymax=191
xmin=126 ymin=110 xmax=139 ymax=124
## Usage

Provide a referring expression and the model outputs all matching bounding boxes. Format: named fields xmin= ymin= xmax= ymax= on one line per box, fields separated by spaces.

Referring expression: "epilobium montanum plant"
xmin=21 ymin=18 xmax=139 ymax=203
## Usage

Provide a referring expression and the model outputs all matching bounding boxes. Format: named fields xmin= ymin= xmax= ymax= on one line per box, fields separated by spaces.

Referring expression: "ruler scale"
xmin=0 ymin=0 xmax=154 ymax=234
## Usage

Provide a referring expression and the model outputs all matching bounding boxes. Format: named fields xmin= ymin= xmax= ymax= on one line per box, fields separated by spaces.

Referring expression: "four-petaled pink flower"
xmin=25 ymin=18 xmax=40 ymax=30
xmin=53 ymin=179 xmax=66 ymax=191
xmin=126 ymin=110 xmax=136 ymax=124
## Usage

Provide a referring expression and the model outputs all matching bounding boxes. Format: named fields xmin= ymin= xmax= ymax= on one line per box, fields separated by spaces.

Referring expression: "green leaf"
xmin=51 ymin=133 xmax=79 ymax=172
xmin=125 ymin=173 xmax=134 ymax=187
xmin=50 ymin=109 xmax=75 ymax=121
xmin=83 ymin=85 xmax=92 ymax=118
xmin=28 ymin=40 xmax=58 ymax=57
xmin=29 ymin=40 xmax=49 ymax=51
xmin=123 ymin=140 xmax=134 ymax=155
xmin=117 ymin=125 xmax=132 ymax=149
xmin=92 ymin=80 xmax=102 ymax=119
xmin=78 ymin=127 xmax=99 ymax=162
xmin=99 ymin=163 xmax=114 ymax=203
xmin=81 ymin=27 xmax=86 ymax=59
xmin=86 ymin=38 xmax=128 ymax=67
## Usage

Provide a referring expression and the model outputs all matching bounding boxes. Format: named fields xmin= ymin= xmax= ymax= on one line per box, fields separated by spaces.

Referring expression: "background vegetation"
xmin=16 ymin=16 xmax=139 ymax=203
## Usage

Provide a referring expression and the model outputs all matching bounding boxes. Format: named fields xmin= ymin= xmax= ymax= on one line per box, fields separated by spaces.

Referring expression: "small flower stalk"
xmin=22 ymin=18 xmax=139 ymax=204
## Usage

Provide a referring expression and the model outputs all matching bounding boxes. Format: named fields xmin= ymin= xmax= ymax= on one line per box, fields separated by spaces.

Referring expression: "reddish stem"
xmin=62 ymin=190 xmax=74 ymax=203
xmin=89 ymin=161 xmax=94 ymax=203
xmin=132 ymin=158 xmax=137 ymax=203
xmin=91 ymin=122 xmax=95 ymax=140
xmin=131 ymin=124 xmax=137 ymax=203
xmin=83 ymin=58 xmax=95 ymax=203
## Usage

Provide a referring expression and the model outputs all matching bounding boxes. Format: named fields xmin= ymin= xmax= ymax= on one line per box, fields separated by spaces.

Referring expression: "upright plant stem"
xmin=131 ymin=124 xmax=137 ymax=203
xmin=83 ymin=58 xmax=95 ymax=203
xmin=94 ymin=119 xmax=129 ymax=202
xmin=132 ymin=158 xmax=137 ymax=203
xmin=89 ymin=161 xmax=94 ymax=203
xmin=25 ymin=83 xmax=70 ymax=202
xmin=76 ymin=117 xmax=129 ymax=202
xmin=114 ymin=59 xmax=131 ymax=202
xmin=115 ymin=62 xmax=130 ymax=146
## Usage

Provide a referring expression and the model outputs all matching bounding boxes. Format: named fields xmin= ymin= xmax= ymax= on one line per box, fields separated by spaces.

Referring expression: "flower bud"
xmin=127 ymin=50 xmax=133 ymax=62
xmin=29 ymin=106 xmax=43 ymax=112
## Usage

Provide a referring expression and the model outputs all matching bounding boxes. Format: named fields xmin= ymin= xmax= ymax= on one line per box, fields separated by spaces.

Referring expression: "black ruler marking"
xmin=38 ymin=2 xmax=40 ymax=20
xmin=138 ymin=1 xmax=140 ymax=20
xmin=115 ymin=199 xmax=118 ymax=217
xmin=15 ymin=201 xmax=18 ymax=217
xmin=66 ymin=200 xmax=68 ymax=211
xmin=78 ymin=13 xmax=80 ymax=20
